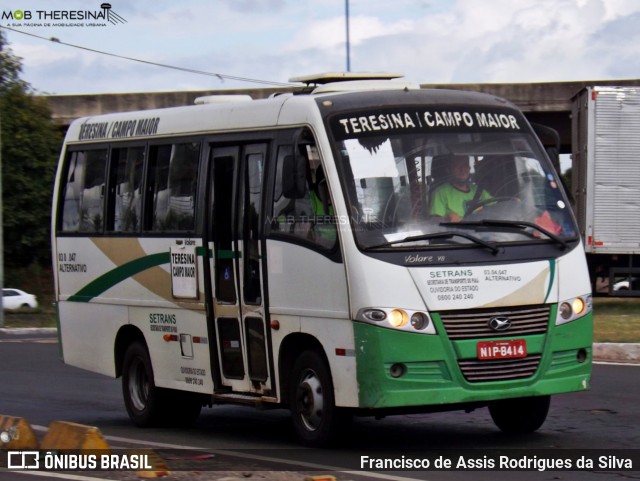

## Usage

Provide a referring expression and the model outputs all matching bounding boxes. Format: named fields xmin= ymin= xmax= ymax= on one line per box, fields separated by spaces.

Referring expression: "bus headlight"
xmin=356 ymin=308 xmax=436 ymax=334
xmin=572 ymin=297 xmax=587 ymax=316
xmin=389 ymin=309 xmax=409 ymax=328
xmin=559 ymin=302 xmax=573 ymax=320
xmin=556 ymin=294 xmax=592 ymax=325
xmin=410 ymin=312 xmax=430 ymax=330
xmin=362 ymin=309 xmax=387 ymax=322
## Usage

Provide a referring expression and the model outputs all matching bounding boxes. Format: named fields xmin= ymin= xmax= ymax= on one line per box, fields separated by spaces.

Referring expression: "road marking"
xmin=30 ymin=425 xmax=426 ymax=481
xmin=0 ymin=468 xmax=113 ymax=481
xmin=0 ymin=338 xmax=56 ymax=343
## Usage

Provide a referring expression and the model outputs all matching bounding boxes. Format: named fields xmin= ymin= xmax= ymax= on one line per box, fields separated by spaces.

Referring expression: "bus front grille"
xmin=439 ymin=305 xmax=550 ymax=340
xmin=458 ymin=355 xmax=542 ymax=382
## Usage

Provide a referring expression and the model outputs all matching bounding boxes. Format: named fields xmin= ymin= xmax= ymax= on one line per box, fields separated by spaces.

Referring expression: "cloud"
xmin=343 ymin=0 xmax=640 ymax=83
xmin=5 ymin=0 xmax=640 ymax=94
xmin=286 ymin=15 xmax=414 ymax=51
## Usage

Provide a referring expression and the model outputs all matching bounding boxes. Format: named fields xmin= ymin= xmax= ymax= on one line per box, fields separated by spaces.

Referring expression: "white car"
xmin=2 ymin=288 xmax=38 ymax=310
xmin=613 ymin=280 xmax=629 ymax=291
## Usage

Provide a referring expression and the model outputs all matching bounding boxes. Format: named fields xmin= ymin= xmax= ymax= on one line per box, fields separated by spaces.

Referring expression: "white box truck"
xmin=571 ymin=86 xmax=640 ymax=295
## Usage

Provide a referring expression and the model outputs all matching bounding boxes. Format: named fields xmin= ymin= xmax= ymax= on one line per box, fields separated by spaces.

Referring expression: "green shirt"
xmin=309 ymin=190 xmax=337 ymax=246
xmin=430 ymin=183 xmax=491 ymax=218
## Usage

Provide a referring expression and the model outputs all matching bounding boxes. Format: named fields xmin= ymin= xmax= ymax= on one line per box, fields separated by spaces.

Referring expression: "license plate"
xmin=477 ymin=339 xmax=527 ymax=360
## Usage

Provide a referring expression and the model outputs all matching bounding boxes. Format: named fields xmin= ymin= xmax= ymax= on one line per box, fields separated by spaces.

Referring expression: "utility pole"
xmin=0 ymin=113 xmax=4 ymax=327
xmin=345 ymin=0 xmax=351 ymax=72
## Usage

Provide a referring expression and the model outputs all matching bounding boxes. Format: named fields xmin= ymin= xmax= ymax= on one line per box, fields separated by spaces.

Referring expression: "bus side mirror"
xmin=282 ymin=154 xmax=307 ymax=199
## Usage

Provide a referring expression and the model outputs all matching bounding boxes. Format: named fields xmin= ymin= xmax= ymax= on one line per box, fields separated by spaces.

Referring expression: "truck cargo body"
xmin=572 ymin=86 xmax=640 ymax=295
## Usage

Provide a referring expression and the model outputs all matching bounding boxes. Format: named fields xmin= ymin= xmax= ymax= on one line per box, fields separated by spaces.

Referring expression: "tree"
xmin=1 ymin=30 xmax=61 ymax=268
xmin=0 ymin=30 xmax=24 ymax=92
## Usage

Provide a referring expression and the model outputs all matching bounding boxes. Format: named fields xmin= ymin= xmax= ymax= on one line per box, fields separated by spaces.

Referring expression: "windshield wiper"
xmin=441 ymin=219 xmax=571 ymax=250
xmin=364 ymin=231 xmax=499 ymax=254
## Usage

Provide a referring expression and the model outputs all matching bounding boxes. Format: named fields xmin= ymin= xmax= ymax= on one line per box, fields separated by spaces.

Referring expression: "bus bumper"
xmin=353 ymin=312 xmax=592 ymax=409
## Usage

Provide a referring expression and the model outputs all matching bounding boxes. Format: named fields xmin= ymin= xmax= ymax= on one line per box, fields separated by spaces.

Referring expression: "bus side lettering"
xmin=77 ymin=117 xmax=160 ymax=141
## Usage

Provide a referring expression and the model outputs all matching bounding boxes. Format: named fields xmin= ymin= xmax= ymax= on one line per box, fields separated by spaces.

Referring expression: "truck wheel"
xmin=289 ymin=350 xmax=344 ymax=447
xmin=489 ymin=395 xmax=550 ymax=434
xmin=122 ymin=342 xmax=167 ymax=427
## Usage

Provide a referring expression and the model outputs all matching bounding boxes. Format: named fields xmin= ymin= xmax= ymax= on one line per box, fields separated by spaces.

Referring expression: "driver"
xmin=429 ymin=155 xmax=491 ymax=222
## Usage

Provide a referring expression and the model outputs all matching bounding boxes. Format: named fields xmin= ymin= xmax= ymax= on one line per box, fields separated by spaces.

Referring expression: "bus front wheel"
xmin=489 ymin=395 xmax=550 ymax=434
xmin=289 ymin=350 xmax=345 ymax=447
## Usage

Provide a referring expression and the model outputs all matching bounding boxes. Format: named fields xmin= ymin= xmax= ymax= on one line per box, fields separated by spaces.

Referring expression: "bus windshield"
xmin=335 ymin=130 xmax=577 ymax=250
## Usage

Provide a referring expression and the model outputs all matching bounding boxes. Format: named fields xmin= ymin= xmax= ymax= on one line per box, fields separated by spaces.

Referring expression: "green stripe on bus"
xmin=217 ymin=249 xmax=240 ymax=259
xmin=68 ymin=247 xmax=212 ymax=302
xmin=68 ymin=252 xmax=170 ymax=302
xmin=544 ymin=259 xmax=556 ymax=303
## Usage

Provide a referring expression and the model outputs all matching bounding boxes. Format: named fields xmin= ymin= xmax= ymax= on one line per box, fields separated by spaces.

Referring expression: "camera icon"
xmin=7 ymin=451 xmax=40 ymax=470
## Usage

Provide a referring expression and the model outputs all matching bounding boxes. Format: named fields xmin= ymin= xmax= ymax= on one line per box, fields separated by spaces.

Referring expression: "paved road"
xmin=1 ymin=331 xmax=639 ymax=480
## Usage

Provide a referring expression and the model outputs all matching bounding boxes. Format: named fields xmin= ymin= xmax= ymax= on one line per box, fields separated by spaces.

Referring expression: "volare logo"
xmin=1 ymin=3 xmax=126 ymax=27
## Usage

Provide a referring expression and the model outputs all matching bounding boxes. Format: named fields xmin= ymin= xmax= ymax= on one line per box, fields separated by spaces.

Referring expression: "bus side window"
xmin=107 ymin=146 xmax=145 ymax=232
xmin=146 ymin=142 xmax=200 ymax=232
xmin=59 ymin=149 xmax=108 ymax=233
xmin=270 ymin=142 xmax=337 ymax=250
xmin=243 ymin=150 xmax=265 ymax=305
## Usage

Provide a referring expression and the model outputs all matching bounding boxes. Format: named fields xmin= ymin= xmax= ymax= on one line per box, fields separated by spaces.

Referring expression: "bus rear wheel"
xmin=489 ymin=395 xmax=550 ymax=434
xmin=289 ymin=350 xmax=346 ymax=447
xmin=122 ymin=342 xmax=202 ymax=427
xmin=122 ymin=342 xmax=164 ymax=426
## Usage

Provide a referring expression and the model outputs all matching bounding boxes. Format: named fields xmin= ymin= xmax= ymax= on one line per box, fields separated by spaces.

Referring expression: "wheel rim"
xmin=127 ymin=356 xmax=150 ymax=412
xmin=295 ymin=368 xmax=324 ymax=432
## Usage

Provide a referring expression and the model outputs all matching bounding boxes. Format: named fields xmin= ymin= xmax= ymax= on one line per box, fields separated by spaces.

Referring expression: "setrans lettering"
xmin=78 ymin=117 xmax=160 ymax=141
xmin=149 ymin=313 xmax=177 ymax=324
xmin=429 ymin=269 xmax=473 ymax=279
xmin=149 ymin=312 xmax=177 ymax=333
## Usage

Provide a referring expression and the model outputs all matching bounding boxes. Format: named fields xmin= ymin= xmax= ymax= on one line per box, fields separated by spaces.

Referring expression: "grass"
xmin=2 ymin=292 xmax=57 ymax=328
xmin=592 ymin=297 xmax=640 ymax=343
xmin=3 ymin=266 xmax=57 ymax=328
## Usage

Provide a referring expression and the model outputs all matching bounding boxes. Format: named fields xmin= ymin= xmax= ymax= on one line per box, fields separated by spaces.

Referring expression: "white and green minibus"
xmin=52 ymin=73 xmax=592 ymax=446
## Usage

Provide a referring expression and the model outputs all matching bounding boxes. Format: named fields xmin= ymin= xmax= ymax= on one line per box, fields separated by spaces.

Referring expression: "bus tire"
xmin=489 ymin=395 xmax=550 ymax=434
xmin=122 ymin=342 xmax=168 ymax=427
xmin=289 ymin=350 xmax=344 ymax=447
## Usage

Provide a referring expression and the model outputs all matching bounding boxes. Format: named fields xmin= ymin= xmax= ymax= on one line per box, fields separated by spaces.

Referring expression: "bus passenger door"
xmin=209 ymin=144 xmax=271 ymax=395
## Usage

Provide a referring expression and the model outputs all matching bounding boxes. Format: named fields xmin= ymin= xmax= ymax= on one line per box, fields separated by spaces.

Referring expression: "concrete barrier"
xmin=40 ymin=420 xmax=110 ymax=450
xmin=593 ymin=343 xmax=640 ymax=363
xmin=0 ymin=415 xmax=39 ymax=449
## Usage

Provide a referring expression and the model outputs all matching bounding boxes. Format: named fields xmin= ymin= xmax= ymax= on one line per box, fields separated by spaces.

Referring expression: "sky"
xmin=1 ymin=0 xmax=640 ymax=95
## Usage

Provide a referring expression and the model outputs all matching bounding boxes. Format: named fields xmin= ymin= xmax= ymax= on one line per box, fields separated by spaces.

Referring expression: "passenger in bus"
xmin=310 ymin=167 xmax=332 ymax=216
xmin=429 ymin=155 xmax=491 ymax=222
xmin=309 ymin=167 xmax=337 ymax=246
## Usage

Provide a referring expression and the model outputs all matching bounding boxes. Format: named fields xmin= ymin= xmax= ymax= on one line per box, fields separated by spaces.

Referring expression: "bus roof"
xmin=289 ymin=72 xmax=405 ymax=84
xmin=64 ymin=82 xmax=519 ymax=144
